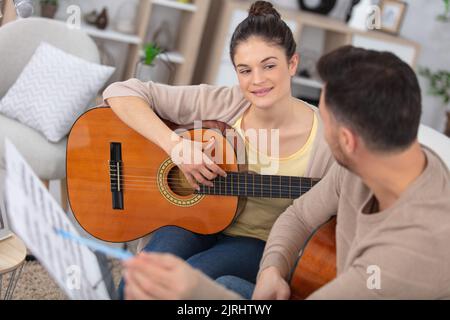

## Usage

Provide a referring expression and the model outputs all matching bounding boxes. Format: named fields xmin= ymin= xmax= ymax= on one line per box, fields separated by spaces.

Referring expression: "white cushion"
xmin=418 ymin=124 xmax=450 ymax=170
xmin=0 ymin=42 xmax=114 ymax=142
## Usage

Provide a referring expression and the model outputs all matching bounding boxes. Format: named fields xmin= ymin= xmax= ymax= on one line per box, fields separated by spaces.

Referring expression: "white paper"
xmin=3 ymin=139 xmax=111 ymax=300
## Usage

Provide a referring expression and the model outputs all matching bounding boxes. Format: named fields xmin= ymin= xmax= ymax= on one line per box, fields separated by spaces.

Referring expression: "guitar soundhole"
xmin=167 ymin=166 xmax=194 ymax=196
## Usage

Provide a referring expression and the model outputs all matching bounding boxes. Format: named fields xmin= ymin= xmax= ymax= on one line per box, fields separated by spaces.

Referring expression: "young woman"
xmin=103 ymin=1 xmax=333 ymax=298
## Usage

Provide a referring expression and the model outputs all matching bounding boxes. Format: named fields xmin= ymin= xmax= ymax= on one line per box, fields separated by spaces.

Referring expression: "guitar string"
xmin=108 ymin=180 xmax=314 ymax=190
xmin=107 ymin=189 xmax=309 ymax=197
xmin=108 ymin=170 xmax=313 ymax=181
xmin=108 ymin=185 xmax=311 ymax=193
xmin=106 ymin=164 xmax=239 ymax=171
xmin=108 ymin=184 xmax=312 ymax=192
xmin=108 ymin=182 xmax=312 ymax=192
xmin=107 ymin=165 xmax=315 ymax=191
xmin=109 ymin=181 xmax=312 ymax=189
xmin=108 ymin=176 xmax=314 ymax=187
xmin=108 ymin=173 xmax=315 ymax=189
xmin=108 ymin=166 xmax=317 ymax=182
xmin=106 ymin=187 xmax=306 ymax=197
xmin=107 ymin=164 xmax=313 ymax=177
xmin=108 ymin=171 xmax=315 ymax=185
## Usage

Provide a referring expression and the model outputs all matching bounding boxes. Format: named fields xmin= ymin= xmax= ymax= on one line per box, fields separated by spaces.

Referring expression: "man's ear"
xmin=289 ymin=53 xmax=299 ymax=77
xmin=339 ymin=126 xmax=358 ymax=155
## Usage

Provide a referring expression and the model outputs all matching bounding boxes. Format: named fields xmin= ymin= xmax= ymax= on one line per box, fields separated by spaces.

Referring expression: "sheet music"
xmin=3 ymin=139 xmax=111 ymax=300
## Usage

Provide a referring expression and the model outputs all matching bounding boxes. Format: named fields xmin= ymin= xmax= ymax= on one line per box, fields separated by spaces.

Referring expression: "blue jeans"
xmin=118 ymin=226 xmax=265 ymax=299
xmin=216 ymin=275 xmax=256 ymax=299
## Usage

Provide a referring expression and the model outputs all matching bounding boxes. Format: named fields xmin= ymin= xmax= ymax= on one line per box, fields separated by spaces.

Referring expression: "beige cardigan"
xmin=103 ymin=79 xmax=334 ymax=178
xmin=103 ymin=79 xmax=334 ymax=250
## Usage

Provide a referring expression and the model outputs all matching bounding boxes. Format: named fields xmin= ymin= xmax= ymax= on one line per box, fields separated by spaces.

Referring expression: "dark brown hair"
xmin=317 ymin=45 xmax=422 ymax=152
xmin=229 ymin=1 xmax=296 ymax=65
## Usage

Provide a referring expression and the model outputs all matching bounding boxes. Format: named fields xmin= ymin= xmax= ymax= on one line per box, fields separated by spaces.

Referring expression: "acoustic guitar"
xmin=66 ymin=107 xmax=336 ymax=298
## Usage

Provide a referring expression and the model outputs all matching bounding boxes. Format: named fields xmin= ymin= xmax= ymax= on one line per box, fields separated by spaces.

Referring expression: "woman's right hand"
xmin=169 ymin=136 xmax=227 ymax=191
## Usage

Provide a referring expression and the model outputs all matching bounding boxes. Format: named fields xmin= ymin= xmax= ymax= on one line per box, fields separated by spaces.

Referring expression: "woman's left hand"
xmin=123 ymin=252 xmax=200 ymax=300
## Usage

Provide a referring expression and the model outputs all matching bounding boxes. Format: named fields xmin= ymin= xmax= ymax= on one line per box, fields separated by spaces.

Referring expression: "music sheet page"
xmin=3 ymin=139 xmax=111 ymax=300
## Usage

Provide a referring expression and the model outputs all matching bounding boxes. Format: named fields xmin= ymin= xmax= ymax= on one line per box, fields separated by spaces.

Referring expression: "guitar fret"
xmin=289 ymin=176 xmax=292 ymax=198
xmin=231 ymin=173 xmax=233 ymax=196
xmin=269 ymin=175 xmax=272 ymax=198
xmin=255 ymin=174 xmax=261 ymax=198
xmin=239 ymin=173 xmax=243 ymax=196
xmin=274 ymin=175 xmax=281 ymax=198
xmin=262 ymin=175 xmax=270 ymax=198
xmin=245 ymin=173 xmax=247 ymax=197
xmin=252 ymin=174 xmax=255 ymax=197
xmin=280 ymin=176 xmax=289 ymax=198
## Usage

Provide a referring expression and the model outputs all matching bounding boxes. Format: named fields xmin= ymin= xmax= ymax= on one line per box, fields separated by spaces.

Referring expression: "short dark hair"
xmin=229 ymin=1 xmax=296 ymax=65
xmin=317 ymin=45 xmax=422 ymax=152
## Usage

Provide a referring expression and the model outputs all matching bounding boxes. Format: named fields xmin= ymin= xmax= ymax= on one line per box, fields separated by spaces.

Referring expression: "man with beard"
xmin=123 ymin=46 xmax=450 ymax=300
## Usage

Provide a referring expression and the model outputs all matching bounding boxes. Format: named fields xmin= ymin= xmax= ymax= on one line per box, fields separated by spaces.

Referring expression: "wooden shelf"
xmin=158 ymin=51 xmax=185 ymax=64
xmin=152 ymin=0 xmax=197 ymax=12
xmin=292 ymin=76 xmax=323 ymax=89
xmin=80 ymin=23 xmax=142 ymax=45
xmin=139 ymin=49 xmax=185 ymax=64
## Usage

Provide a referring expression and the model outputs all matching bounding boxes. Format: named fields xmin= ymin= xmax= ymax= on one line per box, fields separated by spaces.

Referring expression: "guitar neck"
xmin=196 ymin=172 xmax=319 ymax=199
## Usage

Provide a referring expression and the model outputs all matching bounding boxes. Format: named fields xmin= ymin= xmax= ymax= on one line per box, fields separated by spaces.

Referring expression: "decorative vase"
xmin=113 ymin=2 xmax=138 ymax=34
xmin=348 ymin=0 xmax=372 ymax=30
xmin=84 ymin=10 xmax=98 ymax=25
xmin=41 ymin=3 xmax=57 ymax=19
xmin=95 ymin=7 xmax=108 ymax=30
xmin=136 ymin=60 xmax=170 ymax=84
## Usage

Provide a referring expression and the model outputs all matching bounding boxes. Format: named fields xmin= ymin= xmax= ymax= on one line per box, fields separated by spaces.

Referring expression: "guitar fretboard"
xmin=196 ymin=172 xmax=319 ymax=199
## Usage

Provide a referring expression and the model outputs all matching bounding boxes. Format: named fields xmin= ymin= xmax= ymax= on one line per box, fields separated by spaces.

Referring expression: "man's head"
xmin=317 ymin=46 xmax=422 ymax=169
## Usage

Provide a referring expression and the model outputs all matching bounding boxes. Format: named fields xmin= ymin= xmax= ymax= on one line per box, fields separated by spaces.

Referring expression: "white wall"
xmin=400 ymin=0 xmax=450 ymax=131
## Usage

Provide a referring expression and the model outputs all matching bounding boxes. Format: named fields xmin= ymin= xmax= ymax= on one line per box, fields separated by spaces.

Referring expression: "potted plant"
xmin=136 ymin=43 xmax=173 ymax=83
xmin=419 ymin=67 xmax=450 ymax=136
xmin=40 ymin=0 xmax=58 ymax=19
xmin=143 ymin=42 xmax=161 ymax=66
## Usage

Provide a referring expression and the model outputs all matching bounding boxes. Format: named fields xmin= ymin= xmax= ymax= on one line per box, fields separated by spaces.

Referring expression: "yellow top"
xmin=223 ymin=112 xmax=318 ymax=241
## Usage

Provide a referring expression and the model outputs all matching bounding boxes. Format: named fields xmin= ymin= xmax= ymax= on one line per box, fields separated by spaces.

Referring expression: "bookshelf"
xmin=123 ymin=0 xmax=212 ymax=84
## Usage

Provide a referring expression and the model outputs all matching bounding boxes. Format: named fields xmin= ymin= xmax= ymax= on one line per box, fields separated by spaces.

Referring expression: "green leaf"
xmin=419 ymin=65 xmax=450 ymax=106
xmin=143 ymin=43 xmax=161 ymax=66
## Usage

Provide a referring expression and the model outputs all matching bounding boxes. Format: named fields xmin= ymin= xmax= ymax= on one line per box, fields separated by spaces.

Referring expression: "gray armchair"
xmin=0 ymin=17 xmax=100 ymax=211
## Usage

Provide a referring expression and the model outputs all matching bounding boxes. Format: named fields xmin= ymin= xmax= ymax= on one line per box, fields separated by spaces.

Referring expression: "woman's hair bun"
xmin=248 ymin=1 xmax=281 ymax=19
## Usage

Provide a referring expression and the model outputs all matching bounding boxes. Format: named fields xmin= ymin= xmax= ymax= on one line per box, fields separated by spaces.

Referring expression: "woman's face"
xmin=233 ymin=36 xmax=298 ymax=110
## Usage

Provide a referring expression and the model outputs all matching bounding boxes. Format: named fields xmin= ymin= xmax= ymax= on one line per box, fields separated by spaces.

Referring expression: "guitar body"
xmin=67 ymin=107 xmax=239 ymax=242
xmin=290 ymin=217 xmax=337 ymax=299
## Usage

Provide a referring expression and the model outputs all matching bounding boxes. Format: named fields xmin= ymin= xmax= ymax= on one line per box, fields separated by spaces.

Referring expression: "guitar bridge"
xmin=110 ymin=142 xmax=124 ymax=210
